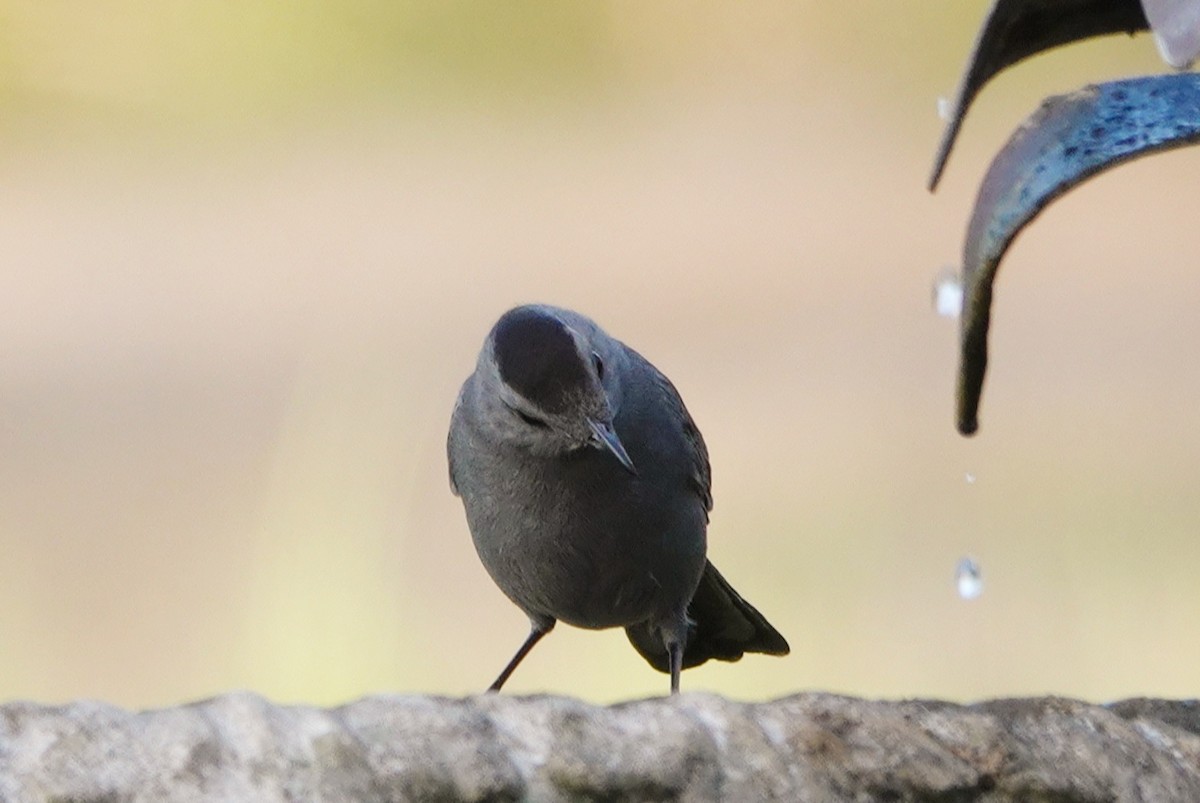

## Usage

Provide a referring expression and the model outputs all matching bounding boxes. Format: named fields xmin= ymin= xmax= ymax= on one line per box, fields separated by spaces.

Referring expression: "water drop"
xmin=932 ymin=267 xmax=963 ymax=319
xmin=964 ymin=472 xmax=976 ymax=485
xmin=1153 ymin=29 xmax=1199 ymax=70
xmin=956 ymin=557 xmax=983 ymax=600
xmin=937 ymin=96 xmax=952 ymax=121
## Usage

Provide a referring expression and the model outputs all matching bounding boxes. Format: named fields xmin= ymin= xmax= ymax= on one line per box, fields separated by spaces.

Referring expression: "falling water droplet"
xmin=937 ymin=95 xmax=952 ymax=121
xmin=932 ymin=267 xmax=963 ymax=319
xmin=956 ymin=557 xmax=983 ymax=600
xmin=964 ymin=472 xmax=976 ymax=485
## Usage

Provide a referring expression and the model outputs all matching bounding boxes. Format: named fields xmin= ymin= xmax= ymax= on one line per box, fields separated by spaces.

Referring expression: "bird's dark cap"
xmin=493 ymin=307 xmax=589 ymax=414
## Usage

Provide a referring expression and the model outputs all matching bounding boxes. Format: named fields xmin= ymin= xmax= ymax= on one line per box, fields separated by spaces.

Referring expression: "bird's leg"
xmin=488 ymin=620 xmax=555 ymax=692
xmin=668 ymin=640 xmax=683 ymax=695
xmin=658 ymin=614 xmax=689 ymax=695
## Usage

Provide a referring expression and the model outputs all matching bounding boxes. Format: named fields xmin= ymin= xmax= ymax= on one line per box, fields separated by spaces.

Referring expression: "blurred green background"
xmin=2 ymin=1 xmax=1198 ymax=709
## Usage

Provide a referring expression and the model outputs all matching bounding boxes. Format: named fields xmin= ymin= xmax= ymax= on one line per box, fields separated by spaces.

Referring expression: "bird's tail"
xmin=626 ymin=560 xmax=790 ymax=673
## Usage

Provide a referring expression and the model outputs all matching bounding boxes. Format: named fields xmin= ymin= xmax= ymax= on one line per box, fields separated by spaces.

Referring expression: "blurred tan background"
xmin=1 ymin=1 xmax=1198 ymax=709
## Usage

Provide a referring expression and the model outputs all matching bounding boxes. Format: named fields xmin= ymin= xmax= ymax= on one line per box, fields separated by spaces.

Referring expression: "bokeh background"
xmin=2 ymin=2 xmax=1198 ymax=709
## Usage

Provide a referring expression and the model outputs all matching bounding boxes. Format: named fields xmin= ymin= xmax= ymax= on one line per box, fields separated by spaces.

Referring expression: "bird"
xmin=447 ymin=304 xmax=789 ymax=694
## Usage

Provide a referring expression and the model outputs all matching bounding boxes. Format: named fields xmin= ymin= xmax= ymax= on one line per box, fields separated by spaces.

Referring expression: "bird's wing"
xmin=651 ymin=366 xmax=713 ymax=515
xmin=447 ymin=384 xmax=467 ymax=497
xmin=447 ymin=443 xmax=460 ymax=497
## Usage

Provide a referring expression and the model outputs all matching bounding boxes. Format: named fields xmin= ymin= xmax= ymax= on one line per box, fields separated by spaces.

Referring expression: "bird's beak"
xmin=588 ymin=419 xmax=637 ymax=474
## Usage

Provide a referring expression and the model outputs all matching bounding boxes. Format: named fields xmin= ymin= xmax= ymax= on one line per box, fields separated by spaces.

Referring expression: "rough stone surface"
xmin=0 ymin=692 xmax=1196 ymax=801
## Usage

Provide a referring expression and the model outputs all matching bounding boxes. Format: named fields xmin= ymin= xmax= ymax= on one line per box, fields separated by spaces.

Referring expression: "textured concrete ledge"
xmin=0 ymin=691 xmax=1197 ymax=801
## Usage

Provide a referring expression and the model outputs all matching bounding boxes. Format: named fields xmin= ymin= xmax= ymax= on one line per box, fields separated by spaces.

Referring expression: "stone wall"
xmin=0 ymin=692 xmax=1197 ymax=801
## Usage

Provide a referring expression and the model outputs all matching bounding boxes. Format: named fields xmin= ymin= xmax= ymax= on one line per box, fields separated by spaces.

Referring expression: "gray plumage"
xmin=448 ymin=304 xmax=788 ymax=694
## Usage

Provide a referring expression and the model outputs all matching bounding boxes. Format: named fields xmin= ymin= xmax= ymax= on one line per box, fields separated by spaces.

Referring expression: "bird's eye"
xmin=592 ymin=352 xmax=604 ymax=380
xmin=512 ymin=407 xmax=550 ymax=429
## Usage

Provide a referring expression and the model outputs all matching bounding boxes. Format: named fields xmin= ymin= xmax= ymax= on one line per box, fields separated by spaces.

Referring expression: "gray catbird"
xmin=448 ymin=304 xmax=789 ymax=694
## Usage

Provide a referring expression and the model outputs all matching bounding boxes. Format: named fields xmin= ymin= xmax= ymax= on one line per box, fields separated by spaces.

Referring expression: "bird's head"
xmin=484 ymin=305 xmax=635 ymax=473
